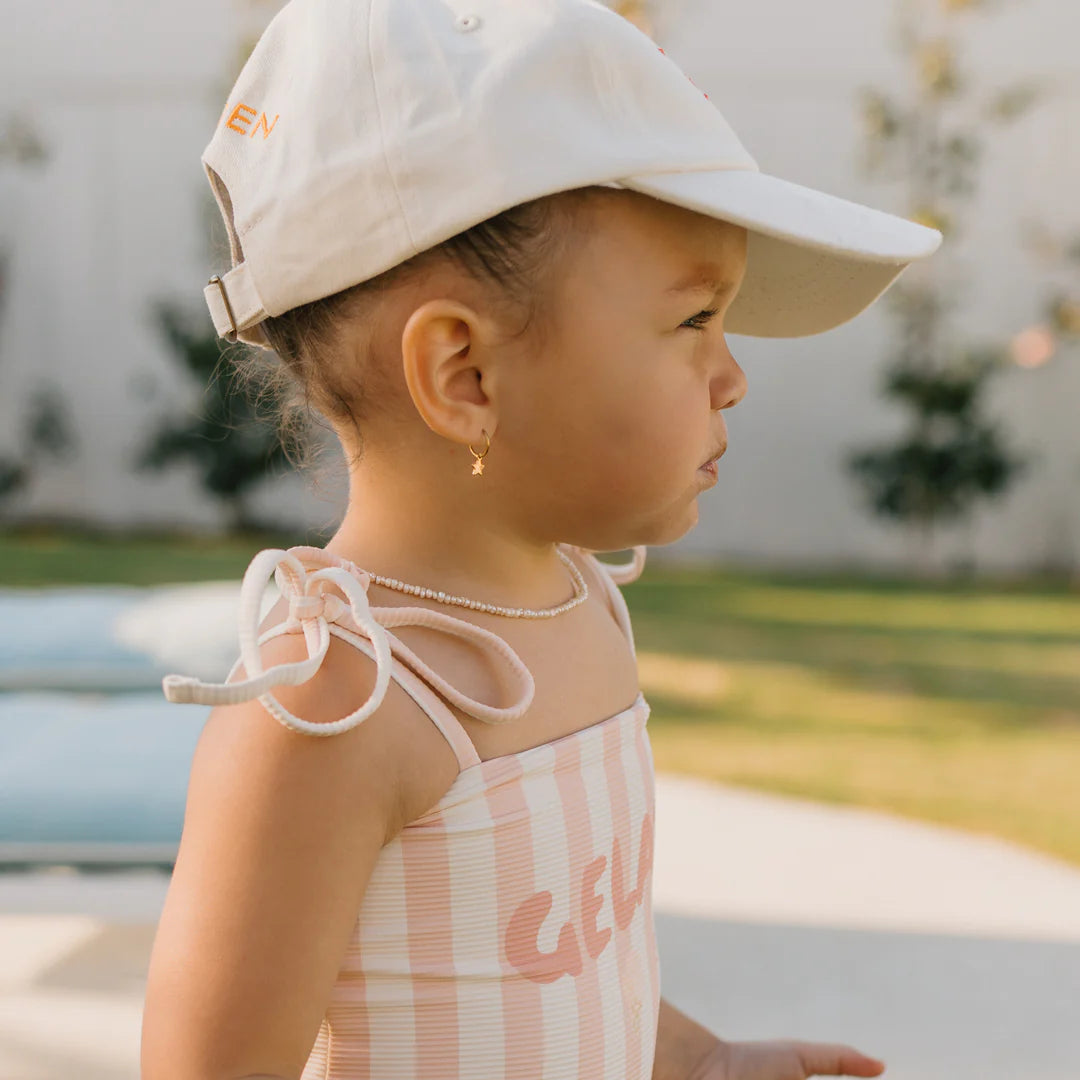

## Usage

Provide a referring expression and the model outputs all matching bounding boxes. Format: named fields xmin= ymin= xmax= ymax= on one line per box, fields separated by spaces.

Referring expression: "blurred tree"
xmin=1004 ymin=220 xmax=1080 ymax=577
xmin=134 ymin=299 xmax=292 ymax=532
xmin=846 ymin=0 xmax=1047 ymax=577
xmin=612 ymin=0 xmax=655 ymax=35
xmin=1011 ymin=219 xmax=1080 ymax=363
xmin=135 ymin=2 xmax=302 ymax=534
xmin=0 ymin=111 xmax=78 ymax=519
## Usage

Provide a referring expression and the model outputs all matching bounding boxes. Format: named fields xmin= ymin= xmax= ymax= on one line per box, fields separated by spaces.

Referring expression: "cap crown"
xmin=203 ymin=0 xmax=758 ymax=331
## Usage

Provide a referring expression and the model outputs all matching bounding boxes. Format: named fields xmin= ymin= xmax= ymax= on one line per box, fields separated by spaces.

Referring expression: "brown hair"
xmin=219 ymin=185 xmax=611 ymax=497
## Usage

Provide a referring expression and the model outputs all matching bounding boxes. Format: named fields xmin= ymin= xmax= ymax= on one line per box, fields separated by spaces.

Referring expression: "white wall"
xmin=0 ymin=0 xmax=345 ymax=536
xmin=655 ymin=0 xmax=1080 ymax=576
xmin=1 ymin=0 xmax=1077 ymax=574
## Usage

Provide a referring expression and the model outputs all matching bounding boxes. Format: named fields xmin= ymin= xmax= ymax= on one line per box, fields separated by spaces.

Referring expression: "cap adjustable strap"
xmin=204 ymin=262 xmax=267 ymax=342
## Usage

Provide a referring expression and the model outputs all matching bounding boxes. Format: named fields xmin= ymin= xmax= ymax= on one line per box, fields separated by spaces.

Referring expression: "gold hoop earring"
xmin=468 ymin=428 xmax=491 ymax=476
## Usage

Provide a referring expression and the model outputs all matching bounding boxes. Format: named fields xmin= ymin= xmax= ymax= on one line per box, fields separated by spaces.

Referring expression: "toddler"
xmin=141 ymin=0 xmax=942 ymax=1077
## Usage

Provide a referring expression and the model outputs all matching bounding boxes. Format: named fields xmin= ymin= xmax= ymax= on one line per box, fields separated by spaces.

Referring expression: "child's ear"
xmin=399 ymin=298 xmax=496 ymax=437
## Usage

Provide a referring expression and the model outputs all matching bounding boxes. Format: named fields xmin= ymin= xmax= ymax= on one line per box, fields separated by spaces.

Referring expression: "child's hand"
xmin=688 ymin=1037 xmax=887 ymax=1080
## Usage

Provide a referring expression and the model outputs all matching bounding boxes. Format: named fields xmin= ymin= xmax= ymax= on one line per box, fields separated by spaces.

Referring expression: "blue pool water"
xmin=0 ymin=583 xmax=238 ymax=863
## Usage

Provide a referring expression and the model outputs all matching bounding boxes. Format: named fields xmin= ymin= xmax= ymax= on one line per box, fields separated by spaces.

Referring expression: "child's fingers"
xmin=796 ymin=1041 xmax=887 ymax=1077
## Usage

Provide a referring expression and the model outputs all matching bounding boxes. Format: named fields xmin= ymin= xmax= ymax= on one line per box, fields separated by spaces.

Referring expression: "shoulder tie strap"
xmin=161 ymin=546 xmax=537 ymax=738
xmin=585 ymin=545 xmax=647 ymax=586
xmin=576 ymin=546 xmax=647 ymax=659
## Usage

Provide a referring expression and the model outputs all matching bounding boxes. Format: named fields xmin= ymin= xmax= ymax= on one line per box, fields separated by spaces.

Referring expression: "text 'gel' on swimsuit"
xmin=161 ymin=542 xmax=659 ymax=1080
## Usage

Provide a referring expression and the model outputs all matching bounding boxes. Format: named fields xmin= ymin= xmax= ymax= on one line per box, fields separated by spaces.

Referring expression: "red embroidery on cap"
xmin=656 ymin=46 xmax=709 ymax=100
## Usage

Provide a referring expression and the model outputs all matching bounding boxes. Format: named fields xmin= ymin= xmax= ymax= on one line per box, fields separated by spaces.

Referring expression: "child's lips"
xmin=699 ymin=444 xmax=727 ymax=469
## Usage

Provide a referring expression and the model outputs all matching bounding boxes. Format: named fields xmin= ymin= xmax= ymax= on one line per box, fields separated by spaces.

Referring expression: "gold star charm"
xmin=472 ymin=458 xmax=484 ymax=475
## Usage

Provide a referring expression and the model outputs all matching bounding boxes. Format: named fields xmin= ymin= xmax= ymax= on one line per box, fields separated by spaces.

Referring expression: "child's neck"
xmin=325 ymin=465 xmax=576 ymax=611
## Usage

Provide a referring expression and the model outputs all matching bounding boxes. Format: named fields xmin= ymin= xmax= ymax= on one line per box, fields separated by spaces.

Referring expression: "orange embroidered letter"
xmin=581 ymin=855 xmax=612 ymax=960
xmin=252 ymin=112 xmax=280 ymax=139
xmin=226 ymin=103 xmax=257 ymax=135
xmin=506 ymin=891 xmax=582 ymax=984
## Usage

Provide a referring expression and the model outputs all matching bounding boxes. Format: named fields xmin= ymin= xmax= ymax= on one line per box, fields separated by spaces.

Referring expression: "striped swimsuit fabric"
xmin=162 ymin=542 xmax=658 ymax=1079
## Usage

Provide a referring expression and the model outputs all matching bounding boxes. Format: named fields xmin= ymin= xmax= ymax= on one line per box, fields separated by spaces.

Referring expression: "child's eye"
xmin=680 ymin=307 xmax=719 ymax=331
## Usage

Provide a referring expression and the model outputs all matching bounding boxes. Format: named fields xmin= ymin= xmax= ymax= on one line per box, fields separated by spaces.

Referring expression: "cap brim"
xmin=615 ymin=168 xmax=943 ymax=338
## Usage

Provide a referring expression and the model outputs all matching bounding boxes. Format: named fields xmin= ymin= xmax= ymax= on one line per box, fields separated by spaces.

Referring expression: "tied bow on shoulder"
xmin=161 ymin=546 xmax=538 ymax=737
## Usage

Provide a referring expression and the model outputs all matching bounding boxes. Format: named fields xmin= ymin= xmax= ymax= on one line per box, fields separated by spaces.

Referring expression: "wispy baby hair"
xmin=219 ymin=184 xmax=612 ymax=494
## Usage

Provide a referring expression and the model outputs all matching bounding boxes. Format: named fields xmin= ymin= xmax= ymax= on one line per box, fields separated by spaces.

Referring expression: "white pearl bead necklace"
xmin=367 ymin=545 xmax=588 ymax=618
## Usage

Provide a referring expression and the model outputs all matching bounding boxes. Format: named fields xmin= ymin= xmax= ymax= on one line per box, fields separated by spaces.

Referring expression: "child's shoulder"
xmin=214 ymin=593 xmax=461 ymax=843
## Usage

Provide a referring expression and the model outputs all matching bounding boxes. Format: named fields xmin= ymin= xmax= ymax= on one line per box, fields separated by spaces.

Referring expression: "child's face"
xmin=499 ymin=189 xmax=749 ymax=552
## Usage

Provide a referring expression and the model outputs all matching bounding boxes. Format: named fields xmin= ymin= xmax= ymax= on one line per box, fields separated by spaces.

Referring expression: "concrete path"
xmin=651 ymin=775 xmax=1080 ymax=1080
xmin=2 ymin=773 xmax=1079 ymax=1080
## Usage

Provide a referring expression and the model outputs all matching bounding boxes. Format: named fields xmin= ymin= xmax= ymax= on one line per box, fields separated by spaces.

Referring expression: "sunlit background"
xmin=1 ymin=0 xmax=1079 ymax=1077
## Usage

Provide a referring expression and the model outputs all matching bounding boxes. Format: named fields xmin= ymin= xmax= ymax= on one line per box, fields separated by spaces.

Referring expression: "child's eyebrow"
xmin=665 ymin=270 xmax=738 ymax=296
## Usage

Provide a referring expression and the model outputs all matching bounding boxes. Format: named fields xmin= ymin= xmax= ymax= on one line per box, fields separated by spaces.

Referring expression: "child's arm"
xmin=653 ymin=996 xmax=725 ymax=1080
xmin=140 ymin=629 xmax=423 ymax=1080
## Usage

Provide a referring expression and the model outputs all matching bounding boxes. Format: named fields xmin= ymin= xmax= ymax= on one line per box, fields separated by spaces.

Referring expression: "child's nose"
xmin=712 ymin=353 xmax=748 ymax=411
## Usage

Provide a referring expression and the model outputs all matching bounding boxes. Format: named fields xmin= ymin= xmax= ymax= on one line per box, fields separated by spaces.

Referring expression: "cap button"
xmin=454 ymin=12 xmax=482 ymax=32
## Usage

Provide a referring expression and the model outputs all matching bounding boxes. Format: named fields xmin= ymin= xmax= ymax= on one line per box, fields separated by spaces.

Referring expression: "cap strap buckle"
xmin=207 ymin=274 xmax=239 ymax=343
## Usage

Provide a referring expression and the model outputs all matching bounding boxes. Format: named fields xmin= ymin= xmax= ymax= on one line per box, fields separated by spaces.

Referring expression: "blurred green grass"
xmin=5 ymin=526 xmax=1079 ymax=866
xmin=628 ymin=565 xmax=1080 ymax=869
xmin=0 ymin=524 xmax=311 ymax=586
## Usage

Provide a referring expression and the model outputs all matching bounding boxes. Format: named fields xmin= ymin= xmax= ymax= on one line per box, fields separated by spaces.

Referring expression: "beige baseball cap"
xmin=201 ymin=0 xmax=943 ymax=348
